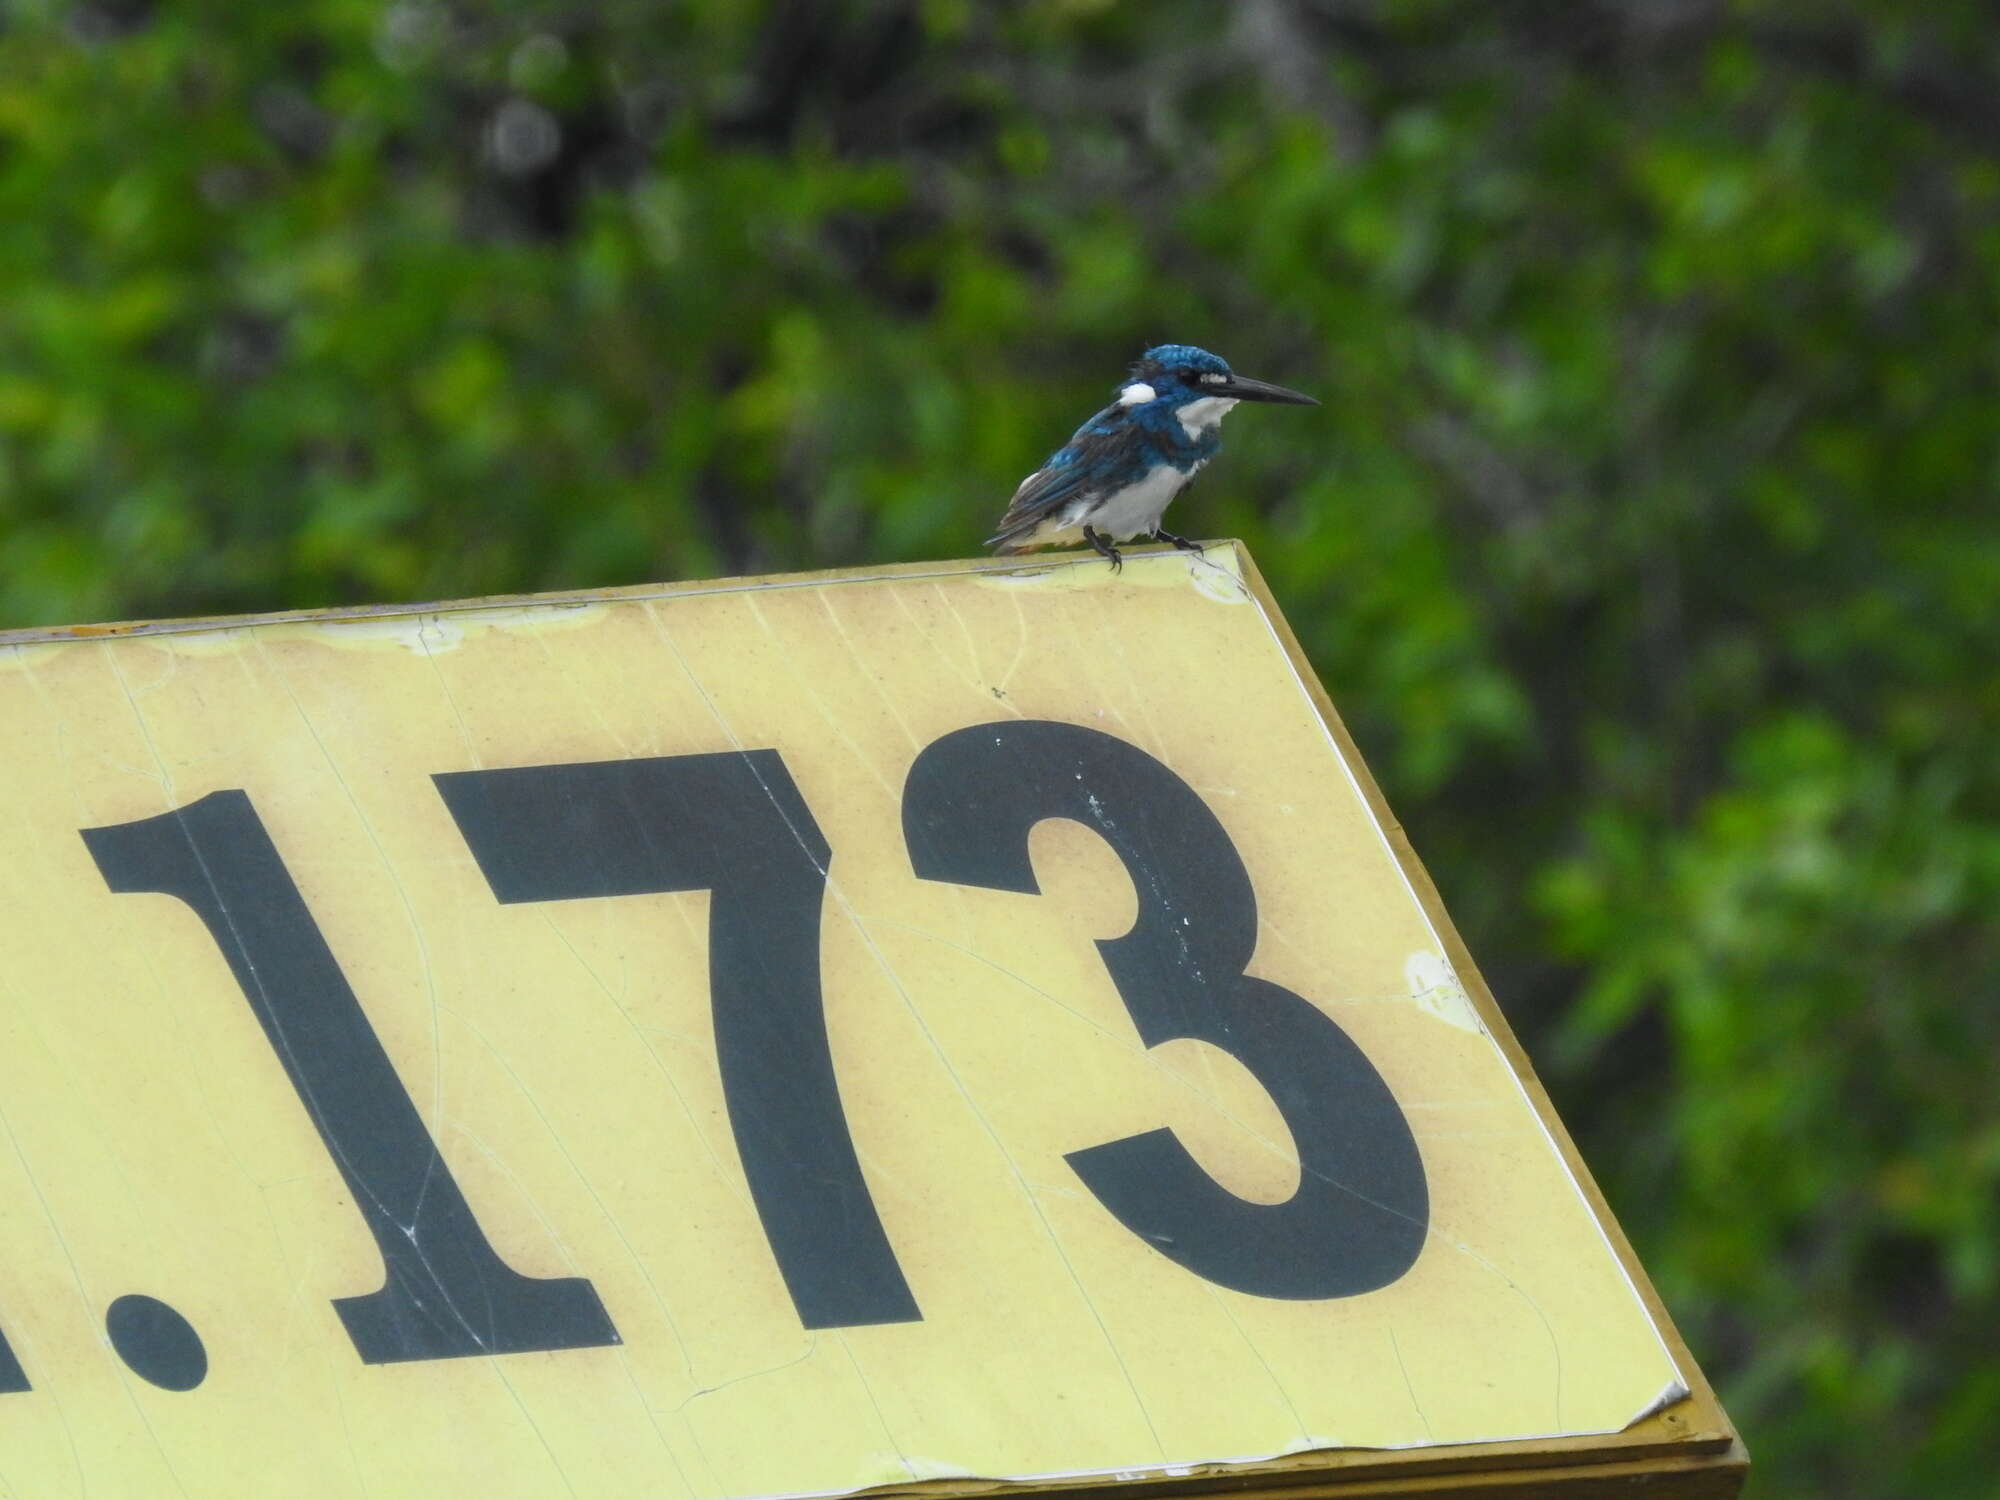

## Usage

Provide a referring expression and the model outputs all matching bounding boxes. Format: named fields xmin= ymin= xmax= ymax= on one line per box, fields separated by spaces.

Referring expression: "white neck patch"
xmin=1118 ymin=382 xmax=1156 ymax=407
xmin=1177 ymin=395 xmax=1239 ymax=437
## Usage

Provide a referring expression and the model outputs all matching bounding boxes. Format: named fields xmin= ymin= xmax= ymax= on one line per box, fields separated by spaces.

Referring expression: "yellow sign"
xmin=0 ymin=547 xmax=1718 ymax=1497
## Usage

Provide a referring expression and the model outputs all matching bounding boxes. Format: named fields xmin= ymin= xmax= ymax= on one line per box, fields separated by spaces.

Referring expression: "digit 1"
xmin=81 ymin=792 xmax=621 ymax=1364
xmin=434 ymin=752 xmax=920 ymax=1330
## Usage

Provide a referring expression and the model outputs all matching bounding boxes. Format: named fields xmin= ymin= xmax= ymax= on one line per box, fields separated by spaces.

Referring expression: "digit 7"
xmin=434 ymin=751 xmax=921 ymax=1330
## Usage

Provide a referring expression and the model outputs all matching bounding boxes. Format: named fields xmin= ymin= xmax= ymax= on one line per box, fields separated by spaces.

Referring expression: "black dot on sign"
xmin=106 ymin=1295 xmax=207 ymax=1391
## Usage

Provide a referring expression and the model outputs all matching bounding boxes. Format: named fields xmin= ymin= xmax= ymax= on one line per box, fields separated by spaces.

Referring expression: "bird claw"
xmin=1083 ymin=526 xmax=1124 ymax=572
xmin=1153 ymin=529 xmax=1205 ymax=555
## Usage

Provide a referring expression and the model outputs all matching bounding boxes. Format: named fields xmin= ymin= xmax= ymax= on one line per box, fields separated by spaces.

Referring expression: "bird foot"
xmin=1152 ymin=529 xmax=1205 ymax=555
xmin=1083 ymin=526 xmax=1124 ymax=571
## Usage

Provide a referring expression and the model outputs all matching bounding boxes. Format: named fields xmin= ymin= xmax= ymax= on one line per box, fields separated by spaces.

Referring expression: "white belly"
xmin=1029 ymin=461 xmax=1203 ymax=546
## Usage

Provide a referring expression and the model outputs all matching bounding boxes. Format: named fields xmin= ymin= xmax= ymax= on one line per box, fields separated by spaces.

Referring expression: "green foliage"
xmin=4 ymin=2 xmax=1998 ymax=1491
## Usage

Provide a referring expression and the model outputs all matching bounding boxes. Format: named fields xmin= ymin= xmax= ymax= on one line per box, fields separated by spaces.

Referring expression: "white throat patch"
xmin=1117 ymin=382 xmax=1156 ymax=407
xmin=1176 ymin=394 xmax=1239 ymax=437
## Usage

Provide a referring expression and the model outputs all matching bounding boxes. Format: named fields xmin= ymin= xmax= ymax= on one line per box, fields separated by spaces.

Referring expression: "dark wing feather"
xmin=985 ymin=405 xmax=1151 ymax=549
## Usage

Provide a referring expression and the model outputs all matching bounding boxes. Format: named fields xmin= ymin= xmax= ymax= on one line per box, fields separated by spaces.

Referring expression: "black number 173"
xmin=61 ymin=720 xmax=1426 ymax=1371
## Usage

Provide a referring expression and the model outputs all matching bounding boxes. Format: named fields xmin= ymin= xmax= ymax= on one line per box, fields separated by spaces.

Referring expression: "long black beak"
xmin=1216 ymin=372 xmax=1319 ymax=406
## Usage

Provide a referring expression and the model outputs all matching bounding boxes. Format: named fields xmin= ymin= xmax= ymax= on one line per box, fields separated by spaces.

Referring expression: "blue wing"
xmin=986 ymin=404 xmax=1156 ymax=551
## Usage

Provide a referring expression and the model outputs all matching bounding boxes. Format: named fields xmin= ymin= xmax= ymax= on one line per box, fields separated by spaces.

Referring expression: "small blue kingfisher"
xmin=986 ymin=343 xmax=1317 ymax=569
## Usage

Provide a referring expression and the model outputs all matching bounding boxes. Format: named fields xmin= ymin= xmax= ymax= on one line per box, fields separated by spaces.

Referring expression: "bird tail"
xmin=984 ymin=521 xmax=1038 ymax=554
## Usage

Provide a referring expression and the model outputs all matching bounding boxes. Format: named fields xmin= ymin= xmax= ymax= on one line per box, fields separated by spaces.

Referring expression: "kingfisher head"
xmin=1113 ymin=344 xmax=1319 ymax=427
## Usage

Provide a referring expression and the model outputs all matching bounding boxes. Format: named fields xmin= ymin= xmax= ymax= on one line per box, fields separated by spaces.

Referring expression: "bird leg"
xmin=1083 ymin=525 xmax=1124 ymax=571
xmin=1152 ymin=528 xmax=1205 ymax=555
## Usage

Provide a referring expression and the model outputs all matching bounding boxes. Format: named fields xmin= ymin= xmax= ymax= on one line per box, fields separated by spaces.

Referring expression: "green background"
xmin=2 ymin=2 xmax=1995 ymax=1492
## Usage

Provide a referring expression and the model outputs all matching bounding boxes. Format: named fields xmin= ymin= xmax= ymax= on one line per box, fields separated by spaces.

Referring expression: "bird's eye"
xmin=1177 ymin=366 xmax=1196 ymax=382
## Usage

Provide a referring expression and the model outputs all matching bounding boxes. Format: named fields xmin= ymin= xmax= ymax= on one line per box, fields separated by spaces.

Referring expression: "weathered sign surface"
xmin=0 ymin=546 xmax=1737 ymax=1497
